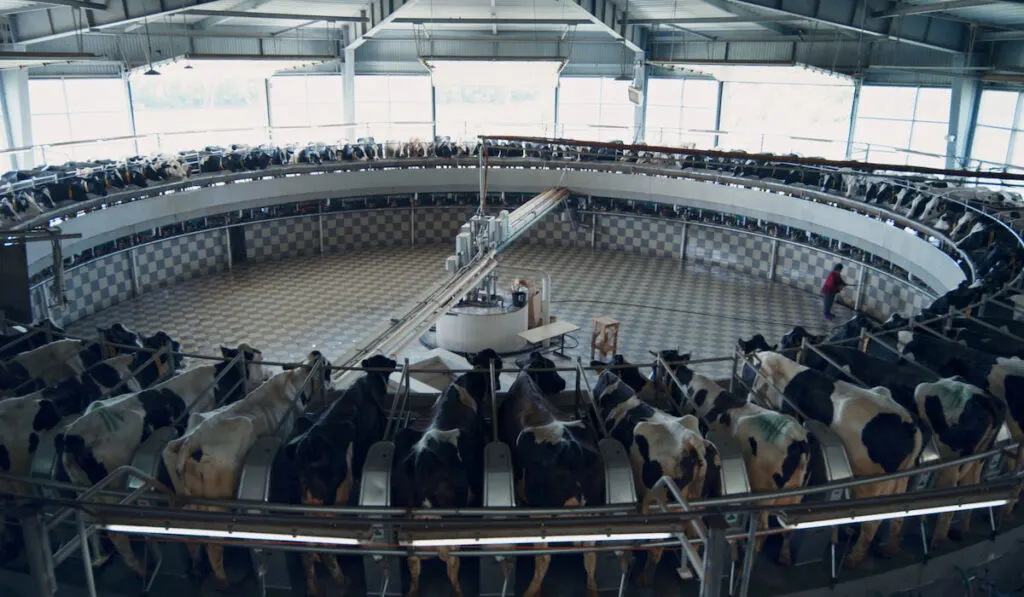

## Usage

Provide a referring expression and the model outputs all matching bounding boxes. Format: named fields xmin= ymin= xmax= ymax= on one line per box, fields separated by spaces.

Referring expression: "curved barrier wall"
xmin=33 ymin=203 xmax=935 ymax=328
xmin=19 ymin=163 xmax=965 ymax=294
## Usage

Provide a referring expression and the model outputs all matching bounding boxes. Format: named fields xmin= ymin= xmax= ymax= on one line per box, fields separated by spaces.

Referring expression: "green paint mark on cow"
xmin=92 ymin=407 xmax=125 ymax=433
xmin=752 ymin=413 xmax=794 ymax=446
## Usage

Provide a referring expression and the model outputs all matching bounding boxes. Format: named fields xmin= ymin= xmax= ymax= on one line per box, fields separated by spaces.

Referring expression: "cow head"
xmin=467 ymin=348 xmax=503 ymax=396
xmin=221 ymin=343 xmax=271 ymax=391
xmin=286 ymin=423 xmax=357 ymax=507
xmin=741 ymin=333 xmax=779 ymax=353
xmin=406 ymin=437 xmax=473 ymax=508
xmin=144 ymin=331 xmax=184 ymax=372
xmin=520 ymin=352 xmax=565 ymax=395
xmin=651 ymin=349 xmax=696 ymax=403
xmin=281 ymin=350 xmax=333 ymax=400
xmin=361 ymin=355 xmax=398 ymax=387
xmin=100 ymin=323 xmax=141 ymax=353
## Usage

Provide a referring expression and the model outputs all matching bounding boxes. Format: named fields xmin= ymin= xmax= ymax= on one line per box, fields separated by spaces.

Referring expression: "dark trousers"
xmin=823 ymin=292 xmax=837 ymax=316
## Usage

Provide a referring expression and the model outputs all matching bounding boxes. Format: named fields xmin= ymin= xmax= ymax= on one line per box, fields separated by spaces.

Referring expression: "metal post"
xmin=680 ymin=222 xmax=689 ymax=263
xmin=128 ymin=248 xmax=139 ymax=298
xmin=225 ymin=228 xmax=233 ymax=271
xmin=21 ymin=510 xmax=56 ymax=597
xmin=768 ymin=238 xmax=778 ymax=282
xmin=411 ymin=193 xmax=417 ymax=247
xmin=318 ymin=201 xmax=325 ymax=256
xmin=700 ymin=523 xmax=728 ymax=597
xmin=855 ymin=266 xmax=867 ymax=312
xmin=737 ymin=515 xmax=758 ymax=597
xmin=76 ymin=511 xmax=98 ymax=597
xmin=591 ymin=213 xmax=598 ymax=250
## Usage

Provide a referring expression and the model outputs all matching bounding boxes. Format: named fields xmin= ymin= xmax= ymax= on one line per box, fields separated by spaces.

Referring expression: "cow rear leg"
xmin=301 ymin=553 xmax=320 ymax=597
xmin=523 ymin=553 xmax=551 ymax=597
xmin=638 ymin=547 xmax=663 ymax=587
xmin=186 ymin=543 xmax=203 ymax=579
xmin=583 ymin=550 xmax=598 ymax=597
xmin=407 ymin=556 xmax=422 ymax=597
xmin=846 ymin=520 xmax=881 ymax=568
xmin=445 ymin=554 xmax=462 ymax=597
xmin=323 ymin=553 xmax=347 ymax=589
xmin=779 ymin=532 xmax=795 ymax=566
xmin=110 ymin=533 xmax=146 ymax=578
xmin=206 ymin=544 xmax=229 ymax=587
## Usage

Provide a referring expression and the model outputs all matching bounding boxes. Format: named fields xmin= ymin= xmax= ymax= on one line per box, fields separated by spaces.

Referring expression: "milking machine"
xmin=732 ymin=347 xmax=854 ymax=580
xmin=480 ymin=360 xmax=516 ymax=597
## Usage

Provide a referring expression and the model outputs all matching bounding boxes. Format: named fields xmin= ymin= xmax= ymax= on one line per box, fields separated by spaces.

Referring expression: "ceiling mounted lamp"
xmin=143 ymin=18 xmax=160 ymax=76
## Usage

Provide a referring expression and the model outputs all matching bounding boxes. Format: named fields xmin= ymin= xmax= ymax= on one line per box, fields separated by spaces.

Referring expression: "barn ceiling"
xmin=1 ymin=0 xmax=1023 ymax=84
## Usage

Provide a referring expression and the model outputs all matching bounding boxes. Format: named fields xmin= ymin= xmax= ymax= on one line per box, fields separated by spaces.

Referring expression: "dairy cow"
xmin=58 ymin=344 xmax=270 ymax=576
xmin=0 ymin=319 xmax=65 ymax=361
xmin=393 ymin=349 xmax=499 ymax=597
xmin=0 ymin=339 xmax=88 ymax=394
xmin=653 ymin=351 xmax=811 ymax=564
xmin=750 ymin=351 xmax=924 ymax=568
xmin=592 ymin=357 xmax=714 ymax=586
xmin=162 ymin=351 xmax=329 ymax=586
xmin=501 ymin=352 xmax=602 ymax=597
xmin=285 ymin=355 xmax=395 ymax=597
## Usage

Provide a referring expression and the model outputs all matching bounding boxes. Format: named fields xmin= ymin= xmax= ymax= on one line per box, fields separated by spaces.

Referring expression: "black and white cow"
xmin=0 ymin=339 xmax=88 ymax=394
xmin=653 ymin=351 xmax=810 ymax=564
xmin=500 ymin=352 xmax=602 ymax=597
xmin=0 ymin=318 xmax=65 ymax=361
xmin=750 ymin=351 xmax=924 ymax=568
xmin=286 ymin=355 xmax=395 ymax=597
xmin=58 ymin=344 xmax=270 ymax=576
xmin=592 ymin=358 xmax=714 ymax=586
xmin=163 ymin=351 xmax=328 ymax=586
xmin=393 ymin=349 xmax=499 ymax=597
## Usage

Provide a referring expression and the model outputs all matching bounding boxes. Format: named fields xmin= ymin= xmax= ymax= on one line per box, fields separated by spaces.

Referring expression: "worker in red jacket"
xmin=821 ymin=263 xmax=851 ymax=321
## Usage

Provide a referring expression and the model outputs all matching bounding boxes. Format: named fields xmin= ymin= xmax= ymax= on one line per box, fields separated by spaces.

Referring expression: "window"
xmin=269 ymin=75 xmax=344 ymax=144
xmin=971 ymin=89 xmax=1024 ymax=170
xmin=130 ymin=68 xmax=269 ymax=154
xmin=355 ymin=75 xmax=432 ymax=140
xmin=645 ymin=78 xmax=719 ymax=148
xmin=852 ymin=86 xmax=951 ymax=167
xmin=28 ymin=78 xmax=134 ymax=163
xmin=719 ymin=82 xmax=854 ymax=159
xmin=558 ymin=77 xmax=634 ymax=142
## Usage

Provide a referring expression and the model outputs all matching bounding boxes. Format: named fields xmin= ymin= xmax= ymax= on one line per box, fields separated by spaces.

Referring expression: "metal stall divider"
xmin=576 ymin=358 xmax=634 ymax=597
xmin=237 ymin=356 xmax=329 ymax=597
xmin=655 ymin=353 xmax=753 ymax=596
xmin=481 ymin=359 xmax=515 ymax=597
xmin=731 ymin=347 xmax=854 ymax=580
xmin=361 ymin=358 xmax=411 ymax=597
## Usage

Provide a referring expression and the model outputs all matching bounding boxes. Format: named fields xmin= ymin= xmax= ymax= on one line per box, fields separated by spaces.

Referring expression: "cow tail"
xmin=162 ymin=436 xmax=191 ymax=496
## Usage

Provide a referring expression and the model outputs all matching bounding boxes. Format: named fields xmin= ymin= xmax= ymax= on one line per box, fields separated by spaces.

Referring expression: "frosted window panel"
xmin=978 ymin=90 xmax=1018 ymax=127
xmin=971 ymin=125 xmax=1011 ymax=165
xmin=1010 ymin=135 xmax=1024 ymax=169
xmin=854 ymin=118 xmax=911 ymax=149
xmin=32 ymin=114 xmax=70 ymax=144
xmin=305 ymin=75 xmax=343 ymax=99
xmin=559 ymin=78 xmax=602 ymax=103
xmin=561 ymin=103 xmax=600 ymax=126
xmin=601 ymin=101 xmax=634 ymax=126
xmin=388 ymin=76 xmax=431 ymax=98
xmin=857 ymin=86 xmax=916 ymax=120
xmin=355 ymin=76 xmax=391 ymax=102
xmin=271 ymin=105 xmax=308 ymax=127
xmin=646 ymin=104 xmax=681 ymax=133
xmin=270 ymin=77 xmax=307 ymax=104
xmin=914 ymin=88 xmax=951 ymax=123
xmin=647 ymin=79 xmax=683 ymax=104
xmin=29 ymin=80 xmax=68 ymax=115
xmin=356 ymin=101 xmax=390 ymax=124
xmin=391 ymin=100 xmax=431 ymax=121
xmin=601 ymin=80 xmax=632 ymax=104
xmin=682 ymin=107 xmax=716 ymax=131
xmin=71 ymin=112 xmax=130 ymax=141
xmin=307 ymin=102 xmax=340 ymax=125
xmin=684 ymin=80 xmax=719 ymax=108
xmin=909 ymin=121 xmax=948 ymax=155
xmin=64 ymin=80 xmax=126 ymax=113
xmin=681 ymin=132 xmax=715 ymax=148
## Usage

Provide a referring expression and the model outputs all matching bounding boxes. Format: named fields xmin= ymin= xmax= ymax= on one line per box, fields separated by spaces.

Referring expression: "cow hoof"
xmin=873 ymin=543 xmax=900 ymax=559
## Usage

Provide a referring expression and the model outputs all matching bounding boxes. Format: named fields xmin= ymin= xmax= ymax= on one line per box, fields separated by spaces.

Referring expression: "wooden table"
xmin=518 ymin=320 xmax=580 ymax=357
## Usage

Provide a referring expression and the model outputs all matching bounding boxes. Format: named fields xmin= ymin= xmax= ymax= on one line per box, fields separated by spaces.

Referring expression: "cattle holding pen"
xmin=0 ymin=136 xmax=1023 ymax=597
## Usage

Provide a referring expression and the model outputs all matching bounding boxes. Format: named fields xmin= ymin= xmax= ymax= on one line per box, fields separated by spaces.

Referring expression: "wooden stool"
xmin=591 ymin=316 xmax=620 ymax=361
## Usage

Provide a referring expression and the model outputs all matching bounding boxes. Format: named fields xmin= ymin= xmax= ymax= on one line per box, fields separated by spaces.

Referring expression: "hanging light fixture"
xmin=143 ymin=18 xmax=160 ymax=75
xmin=182 ymin=14 xmax=193 ymax=70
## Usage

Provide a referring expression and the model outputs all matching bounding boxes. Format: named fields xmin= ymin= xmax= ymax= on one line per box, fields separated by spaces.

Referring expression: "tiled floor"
xmin=68 ymin=242 xmax=850 ymax=379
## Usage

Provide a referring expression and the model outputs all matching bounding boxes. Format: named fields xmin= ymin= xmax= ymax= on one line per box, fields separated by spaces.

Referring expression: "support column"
xmin=225 ymin=228 xmax=233 ymax=271
xmin=632 ymin=54 xmax=648 ymax=145
xmin=855 ymin=265 xmax=868 ymax=312
xmin=0 ymin=65 xmax=34 ymax=170
xmin=590 ymin=213 xmax=598 ymax=250
xmin=21 ymin=510 xmax=56 ymax=597
xmin=768 ymin=238 xmax=778 ymax=281
xmin=679 ymin=222 xmax=689 ymax=263
xmin=845 ymin=79 xmax=862 ymax=160
xmin=410 ymin=194 xmax=417 ymax=247
xmin=947 ymin=54 xmax=981 ymax=169
xmin=125 ymin=77 xmax=139 ymax=156
xmin=318 ymin=203 xmax=325 ymax=256
xmin=128 ymin=249 xmax=139 ymax=298
xmin=343 ymin=47 xmax=356 ymax=140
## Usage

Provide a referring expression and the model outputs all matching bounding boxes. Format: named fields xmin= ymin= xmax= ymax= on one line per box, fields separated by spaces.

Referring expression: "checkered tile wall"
xmin=323 ymin=209 xmax=412 ymax=252
xmin=246 ymin=217 xmax=319 ymax=262
xmin=687 ymin=226 xmax=773 ymax=278
xmin=861 ymin=270 xmax=935 ymax=321
xmin=59 ymin=253 xmax=134 ymax=324
xmin=518 ymin=212 xmax=590 ymax=248
xmin=595 ymin=214 xmax=681 ymax=258
xmin=415 ymin=207 xmax=476 ymax=244
xmin=135 ymin=230 xmax=228 ymax=295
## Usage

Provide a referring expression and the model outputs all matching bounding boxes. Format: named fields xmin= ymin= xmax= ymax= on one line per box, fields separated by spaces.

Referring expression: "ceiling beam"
xmin=724 ymin=0 xmax=969 ymax=53
xmin=626 ymin=15 xmax=805 ymax=25
xmin=346 ymin=0 xmax=421 ymax=52
xmin=570 ymin=0 xmax=645 ymax=53
xmin=11 ymin=0 xmax=219 ymax=44
xmin=185 ymin=9 xmax=366 ymax=23
xmin=32 ymin=0 xmax=106 ymax=9
xmin=391 ymin=17 xmax=592 ymax=25
xmin=979 ymin=29 xmax=1024 ymax=41
xmin=695 ymin=0 xmax=800 ymax=36
xmin=873 ymin=0 xmax=1002 ymax=18
xmin=192 ymin=0 xmax=273 ymax=30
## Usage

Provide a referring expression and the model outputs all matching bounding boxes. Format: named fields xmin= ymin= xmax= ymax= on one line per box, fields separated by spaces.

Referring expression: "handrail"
xmin=44 ymin=465 xmax=170 ymax=533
